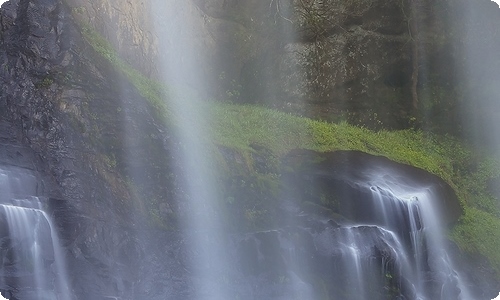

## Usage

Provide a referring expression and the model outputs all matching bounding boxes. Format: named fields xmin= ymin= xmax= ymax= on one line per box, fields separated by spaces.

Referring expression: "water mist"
xmin=151 ymin=0 xmax=231 ymax=298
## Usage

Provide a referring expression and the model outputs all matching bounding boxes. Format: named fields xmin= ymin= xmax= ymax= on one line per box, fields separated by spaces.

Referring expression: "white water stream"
xmin=151 ymin=1 xmax=231 ymax=298
xmin=145 ymin=0 xmax=482 ymax=298
xmin=0 ymin=167 xmax=72 ymax=300
xmin=360 ymin=171 xmax=473 ymax=300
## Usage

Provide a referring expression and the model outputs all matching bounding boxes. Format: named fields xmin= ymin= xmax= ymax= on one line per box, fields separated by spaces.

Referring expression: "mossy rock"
xmin=282 ymin=149 xmax=463 ymax=225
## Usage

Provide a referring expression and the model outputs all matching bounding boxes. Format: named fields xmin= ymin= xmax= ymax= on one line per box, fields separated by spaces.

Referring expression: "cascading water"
xmin=0 ymin=0 xmax=499 ymax=299
xmin=338 ymin=171 xmax=474 ymax=300
xmin=277 ymin=151 xmax=477 ymax=300
xmin=0 ymin=167 xmax=72 ymax=300
xmin=310 ymin=224 xmax=413 ymax=300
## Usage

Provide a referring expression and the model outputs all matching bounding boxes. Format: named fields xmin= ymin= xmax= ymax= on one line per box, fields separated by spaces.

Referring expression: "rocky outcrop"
xmin=55 ymin=0 xmax=500 ymax=133
xmin=53 ymin=0 xmax=500 ymax=135
xmin=282 ymin=150 xmax=463 ymax=225
xmin=63 ymin=0 xmax=159 ymax=78
xmin=0 ymin=0 xmax=179 ymax=298
xmin=57 ymin=0 xmax=415 ymax=126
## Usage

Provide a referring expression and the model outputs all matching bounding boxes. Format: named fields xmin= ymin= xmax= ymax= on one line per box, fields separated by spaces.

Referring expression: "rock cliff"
xmin=64 ymin=0 xmax=158 ymax=78
xmin=60 ymin=0 xmax=500 ymax=134
xmin=0 ymin=0 xmax=177 ymax=297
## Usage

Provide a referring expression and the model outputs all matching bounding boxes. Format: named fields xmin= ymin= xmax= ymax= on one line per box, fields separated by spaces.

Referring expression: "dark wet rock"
xmin=282 ymin=149 xmax=462 ymax=226
xmin=0 ymin=0 xmax=177 ymax=298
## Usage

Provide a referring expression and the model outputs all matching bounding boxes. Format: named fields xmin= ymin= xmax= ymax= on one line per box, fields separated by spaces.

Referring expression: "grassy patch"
xmin=451 ymin=207 xmax=500 ymax=272
xmin=209 ymin=103 xmax=472 ymax=186
xmin=209 ymin=104 xmax=500 ymax=272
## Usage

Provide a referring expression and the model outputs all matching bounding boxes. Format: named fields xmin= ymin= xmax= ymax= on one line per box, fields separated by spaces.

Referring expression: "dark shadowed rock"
xmin=0 ymin=0 xmax=178 ymax=298
xmin=282 ymin=149 xmax=463 ymax=226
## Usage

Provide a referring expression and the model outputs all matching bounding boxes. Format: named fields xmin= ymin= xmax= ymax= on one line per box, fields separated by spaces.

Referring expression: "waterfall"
xmin=151 ymin=1 xmax=231 ymax=298
xmin=0 ymin=167 xmax=72 ymax=300
xmin=312 ymin=225 xmax=414 ymax=300
xmin=352 ymin=172 xmax=473 ymax=300
xmin=301 ymin=180 xmax=472 ymax=300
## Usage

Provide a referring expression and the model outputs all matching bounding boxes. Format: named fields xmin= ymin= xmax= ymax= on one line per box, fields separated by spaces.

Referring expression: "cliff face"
xmin=60 ymin=0 xmax=416 ymax=126
xmin=63 ymin=0 xmax=158 ymax=78
xmin=59 ymin=0 xmax=500 ymax=133
xmin=0 ymin=0 xmax=178 ymax=298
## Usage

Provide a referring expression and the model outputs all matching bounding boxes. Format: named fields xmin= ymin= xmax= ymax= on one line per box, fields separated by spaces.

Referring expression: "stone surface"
xmin=282 ymin=149 xmax=463 ymax=225
xmin=0 ymin=0 xmax=178 ymax=298
xmin=55 ymin=0 xmax=500 ymax=133
xmin=64 ymin=0 xmax=159 ymax=78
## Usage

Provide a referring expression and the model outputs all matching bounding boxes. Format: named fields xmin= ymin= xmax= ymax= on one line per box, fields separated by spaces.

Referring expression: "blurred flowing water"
xmin=275 ymin=165 xmax=474 ymax=300
xmin=151 ymin=1 xmax=231 ymax=298
xmin=0 ymin=0 xmax=497 ymax=299
xmin=357 ymin=173 xmax=473 ymax=300
xmin=0 ymin=167 xmax=72 ymax=300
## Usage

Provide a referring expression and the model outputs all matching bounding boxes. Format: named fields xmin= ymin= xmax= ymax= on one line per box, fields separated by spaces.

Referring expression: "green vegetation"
xmin=209 ymin=102 xmax=472 ymax=192
xmin=79 ymin=25 xmax=166 ymax=115
xmin=35 ymin=76 xmax=54 ymax=88
xmin=79 ymin=24 xmax=500 ymax=276
xmin=452 ymin=208 xmax=500 ymax=269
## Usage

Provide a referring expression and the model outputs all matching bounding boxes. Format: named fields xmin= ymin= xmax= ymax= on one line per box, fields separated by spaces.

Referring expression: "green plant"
xmin=72 ymin=6 xmax=86 ymax=15
xmin=80 ymin=25 xmax=168 ymax=118
xmin=451 ymin=207 xmax=500 ymax=274
xmin=36 ymin=76 xmax=54 ymax=88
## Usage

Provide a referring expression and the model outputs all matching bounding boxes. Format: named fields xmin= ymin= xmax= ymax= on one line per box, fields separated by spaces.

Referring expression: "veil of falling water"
xmin=151 ymin=0 xmax=231 ymax=298
xmin=365 ymin=171 xmax=473 ymax=300
xmin=0 ymin=0 xmax=498 ymax=299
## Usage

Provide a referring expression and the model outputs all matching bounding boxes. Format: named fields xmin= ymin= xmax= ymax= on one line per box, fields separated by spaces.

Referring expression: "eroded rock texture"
xmin=58 ymin=0 xmax=500 ymax=132
xmin=0 ymin=0 xmax=177 ymax=298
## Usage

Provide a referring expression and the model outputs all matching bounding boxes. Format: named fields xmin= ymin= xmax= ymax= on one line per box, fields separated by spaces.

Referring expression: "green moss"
xmin=35 ymin=76 xmax=54 ymax=88
xmin=79 ymin=25 xmax=168 ymax=118
xmin=451 ymin=207 xmax=500 ymax=274
xmin=208 ymin=102 xmax=472 ymax=188
xmin=210 ymin=103 xmax=500 ymax=275
xmin=71 ymin=6 xmax=86 ymax=15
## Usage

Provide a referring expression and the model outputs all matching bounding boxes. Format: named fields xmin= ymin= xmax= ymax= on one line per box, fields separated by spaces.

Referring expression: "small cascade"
xmin=0 ymin=167 xmax=71 ymax=300
xmin=357 ymin=174 xmax=473 ymax=300
xmin=337 ymin=226 xmax=406 ymax=300
xmin=308 ymin=224 xmax=416 ymax=300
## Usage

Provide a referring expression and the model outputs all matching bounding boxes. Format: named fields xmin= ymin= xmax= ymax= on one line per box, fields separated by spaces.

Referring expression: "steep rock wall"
xmin=63 ymin=0 xmax=158 ymax=77
xmin=59 ymin=0 xmax=415 ymax=126
xmin=57 ymin=0 xmax=500 ymax=133
xmin=0 ymin=0 xmax=179 ymax=298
